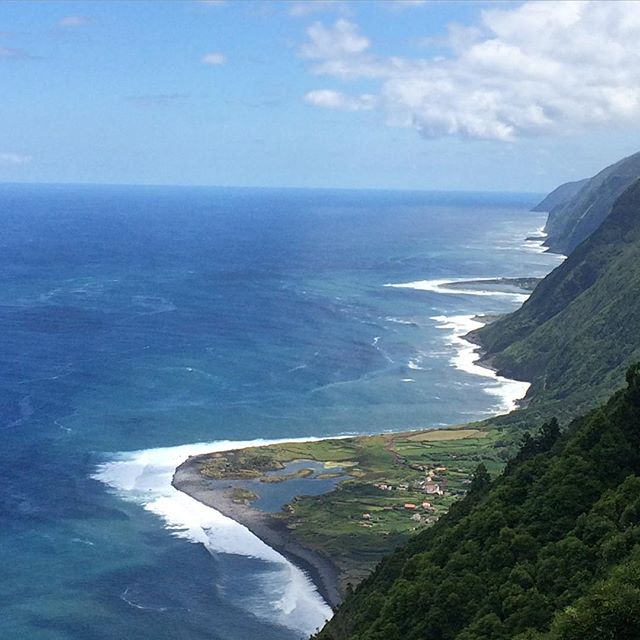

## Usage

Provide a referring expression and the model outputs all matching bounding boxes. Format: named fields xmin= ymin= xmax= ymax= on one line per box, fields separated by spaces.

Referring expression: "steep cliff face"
xmin=538 ymin=151 xmax=640 ymax=255
xmin=473 ymin=179 xmax=640 ymax=422
xmin=532 ymin=178 xmax=588 ymax=215
xmin=314 ymin=368 xmax=640 ymax=640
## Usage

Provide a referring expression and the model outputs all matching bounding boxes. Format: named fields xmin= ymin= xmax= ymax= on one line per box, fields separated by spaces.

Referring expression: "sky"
xmin=1 ymin=0 xmax=640 ymax=192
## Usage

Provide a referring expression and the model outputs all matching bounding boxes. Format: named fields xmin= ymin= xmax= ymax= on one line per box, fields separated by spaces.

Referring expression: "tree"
xmin=469 ymin=463 xmax=491 ymax=494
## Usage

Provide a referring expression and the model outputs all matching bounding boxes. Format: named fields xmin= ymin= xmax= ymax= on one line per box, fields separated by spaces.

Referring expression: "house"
xmin=404 ymin=503 xmax=417 ymax=510
xmin=422 ymin=501 xmax=432 ymax=509
xmin=362 ymin=513 xmax=372 ymax=520
xmin=425 ymin=480 xmax=447 ymax=495
xmin=411 ymin=513 xmax=422 ymax=522
xmin=398 ymin=484 xmax=409 ymax=491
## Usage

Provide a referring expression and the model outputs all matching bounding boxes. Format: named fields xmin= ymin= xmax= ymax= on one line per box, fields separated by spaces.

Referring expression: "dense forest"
xmin=314 ymin=365 xmax=640 ymax=639
xmin=473 ymin=178 xmax=640 ymax=424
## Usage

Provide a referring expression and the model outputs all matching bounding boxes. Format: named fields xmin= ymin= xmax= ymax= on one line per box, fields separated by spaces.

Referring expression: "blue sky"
xmin=2 ymin=0 xmax=640 ymax=191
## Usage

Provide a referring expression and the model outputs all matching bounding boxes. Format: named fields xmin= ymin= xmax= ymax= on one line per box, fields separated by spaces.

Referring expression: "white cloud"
xmin=0 ymin=152 xmax=32 ymax=166
xmin=58 ymin=15 xmax=92 ymax=27
xmin=304 ymin=89 xmax=376 ymax=111
xmin=201 ymin=52 xmax=226 ymax=65
xmin=301 ymin=2 xmax=640 ymax=141
xmin=300 ymin=18 xmax=370 ymax=60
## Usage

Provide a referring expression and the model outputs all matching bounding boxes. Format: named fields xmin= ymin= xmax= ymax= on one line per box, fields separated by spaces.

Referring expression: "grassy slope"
xmin=315 ymin=367 xmax=640 ymax=640
xmin=472 ymin=179 xmax=640 ymax=424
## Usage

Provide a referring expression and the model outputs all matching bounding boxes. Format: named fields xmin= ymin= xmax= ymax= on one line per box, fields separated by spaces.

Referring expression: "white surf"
xmin=92 ymin=437 xmax=332 ymax=636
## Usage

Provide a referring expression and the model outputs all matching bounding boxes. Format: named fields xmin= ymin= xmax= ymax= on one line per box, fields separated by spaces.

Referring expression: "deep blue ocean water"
xmin=0 ymin=184 xmax=563 ymax=639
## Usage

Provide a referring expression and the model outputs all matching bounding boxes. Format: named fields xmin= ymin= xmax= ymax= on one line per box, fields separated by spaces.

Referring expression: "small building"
xmin=422 ymin=501 xmax=432 ymax=509
xmin=362 ymin=513 xmax=372 ymax=520
xmin=404 ymin=503 xmax=417 ymax=510
xmin=411 ymin=513 xmax=422 ymax=522
xmin=398 ymin=484 xmax=409 ymax=491
xmin=425 ymin=480 xmax=446 ymax=495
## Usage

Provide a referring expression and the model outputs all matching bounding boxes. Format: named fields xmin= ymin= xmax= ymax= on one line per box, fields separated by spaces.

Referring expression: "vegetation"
xmin=473 ymin=178 xmax=640 ymax=424
xmin=313 ymin=366 xmax=640 ymax=640
xmin=531 ymin=178 xmax=588 ymax=218
xmin=537 ymin=151 xmax=640 ymax=254
xmin=196 ymin=426 xmax=513 ymax=589
xmin=229 ymin=487 xmax=258 ymax=503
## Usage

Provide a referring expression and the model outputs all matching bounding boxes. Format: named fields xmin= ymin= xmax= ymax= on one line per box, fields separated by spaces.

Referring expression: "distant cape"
xmin=534 ymin=150 xmax=640 ymax=255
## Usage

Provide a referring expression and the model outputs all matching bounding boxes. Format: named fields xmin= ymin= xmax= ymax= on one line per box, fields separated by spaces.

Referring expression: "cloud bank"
xmin=301 ymin=1 xmax=640 ymax=141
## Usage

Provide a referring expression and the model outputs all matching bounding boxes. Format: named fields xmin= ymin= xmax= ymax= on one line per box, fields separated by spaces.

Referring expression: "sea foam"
xmin=384 ymin=278 xmax=529 ymax=303
xmin=431 ymin=314 xmax=530 ymax=413
xmin=92 ymin=438 xmax=332 ymax=635
xmin=385 ymin=262 xmax=542 ymax=413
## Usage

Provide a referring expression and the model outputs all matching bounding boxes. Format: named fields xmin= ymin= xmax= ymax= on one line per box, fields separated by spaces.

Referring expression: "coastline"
xmin=168 ymin=231 xmax=560 ymax=614
xmin=172 ymin=454 xmax=343 ymax=610
xmin=168 ymin=307 xmax=531 ymax=612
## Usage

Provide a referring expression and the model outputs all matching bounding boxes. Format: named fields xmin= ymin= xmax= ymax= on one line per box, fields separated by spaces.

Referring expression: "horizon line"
xmin=0 ymin=180 xmax=545 ymax=197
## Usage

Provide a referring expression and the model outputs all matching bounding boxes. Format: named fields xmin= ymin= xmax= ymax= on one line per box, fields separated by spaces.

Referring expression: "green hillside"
xmin=471 ymin=178 xmax=640 ymax=423
xmin=314 ymin=365 xmax=640 ymax=640
xmin=539 ymin=151 xmax=640 ymax=255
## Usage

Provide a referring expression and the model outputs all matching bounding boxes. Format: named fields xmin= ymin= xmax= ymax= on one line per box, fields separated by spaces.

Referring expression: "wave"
xmin=371 ymin=336 xmax=395 ymax=365
xmin=384 ymin=278 xmax=529 ymax=303
xmin=92 ymin=438 xmax=332 ymax=635
xmin=431 ymin=314 xmax=530 ymax=413
xmin=384 ymin=316 xmax=418 ymax=326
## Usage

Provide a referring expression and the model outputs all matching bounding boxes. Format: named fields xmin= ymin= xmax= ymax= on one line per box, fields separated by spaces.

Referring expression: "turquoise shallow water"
xmin=0 ymin=185 xmax=562 ymax=639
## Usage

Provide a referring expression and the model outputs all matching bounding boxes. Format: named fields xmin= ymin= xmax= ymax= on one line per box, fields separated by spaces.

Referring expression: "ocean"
xmin=0 ymin=184 xmax=563 ymax=640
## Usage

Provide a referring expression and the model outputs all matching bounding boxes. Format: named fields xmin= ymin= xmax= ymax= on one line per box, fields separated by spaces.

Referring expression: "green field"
xmin=197 ymin=425 xmax=511 ymax=589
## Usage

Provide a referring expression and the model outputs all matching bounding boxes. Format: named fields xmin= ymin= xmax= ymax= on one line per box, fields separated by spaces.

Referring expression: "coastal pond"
xmin=210 ymin=460 xmax=349 ymax=512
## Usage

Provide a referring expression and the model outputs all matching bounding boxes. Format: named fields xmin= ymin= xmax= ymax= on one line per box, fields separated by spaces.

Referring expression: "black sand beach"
xmin=172 ymin=455 xmax=343 ymax=610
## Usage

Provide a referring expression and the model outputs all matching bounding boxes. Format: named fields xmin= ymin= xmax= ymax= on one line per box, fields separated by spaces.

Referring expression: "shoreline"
xmin=169 ymin=231 xmax=556 ymax=613
xmin=169 ymin=306 xmax=526 ymax=614
xmin=169 ymin=309 xmax=531 ymax=613
xmin=172 ymin=455 xmax=343 ymax=610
